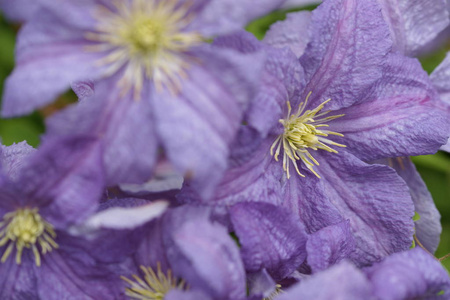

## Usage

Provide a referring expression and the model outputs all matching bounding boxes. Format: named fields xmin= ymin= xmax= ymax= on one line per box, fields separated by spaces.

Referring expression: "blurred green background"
xmin=0 ymin=5 xmax=449 ymax=269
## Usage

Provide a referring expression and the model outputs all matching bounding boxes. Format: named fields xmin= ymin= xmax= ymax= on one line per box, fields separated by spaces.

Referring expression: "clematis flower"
xmin=114 ymin=205 xmax=248 ymax=300
xmin=0 ymin=138 xmax=167 ymax=298
xmin=4 ymin=0 xmax=290 ymax=197
xmin=275 ymin=248 xmax=450 ymax=300
xmin=181 ymin=0 xmax=450 ymax=270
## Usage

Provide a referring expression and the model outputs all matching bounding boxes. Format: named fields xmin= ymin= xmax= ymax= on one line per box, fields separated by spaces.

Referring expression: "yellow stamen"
xmin=0 ymin=208 xmax=58 ymax=266
xmin=271 ymin=92 xmax=346 ymax=179
xmin=86 ymin=0 xmax=203 ymax=98
xmin=121 ymin=263 xmax=187 ymax=300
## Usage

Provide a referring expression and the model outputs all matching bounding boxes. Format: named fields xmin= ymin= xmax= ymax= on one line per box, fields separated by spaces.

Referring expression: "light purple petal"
xmin=154 ymin=46 xmax=263 ymax=199
xmin=0 ymin=0 xmax=40 ymax=22
xmin=299 ymin=0 xmax=392 ymax=111
xmin=276 ymin=261 xmax=374 ymax=300
xmin=264 ymin=11 xmax=312 ymax=58
xmin=280 ymin=0 xmax=321 ymax=10
xmin=365 ymin=248 xmax=450 ymax=300
xmin=2 ymin=5 xmax=103 ymax=117
xmin=16 ymin=136 xmax=104 ymax=228
xmin=247 ymin=269 xmax=277 ymax=299
xmin=191 ymin=0 xmax=287 ymax=37
xmin=46 ymin=79 xmax=158 ymax=186
xmin=380 ymin=158 xmax=441 ymax=254
xmin=330 ymin=53 xmax=449 ymax=160
xmin=0 ymin=141 xmax=35 ymax=180
xmin=378 ymin=0 xmax=450 ymax=56
xmin=230 ymin=202 xmax=307 ymax=280
xmin=431 ymin=51 xmax=450 ymax=106
xmin=306 ymin=220 xmax=356 ymax=273
xmin=165 ymin=289 xmax=212 ymax=300
xmin=164 ymin=207 xmax=246 ymax=300
xmin=283 ymin=151 xmax=414 ymax=266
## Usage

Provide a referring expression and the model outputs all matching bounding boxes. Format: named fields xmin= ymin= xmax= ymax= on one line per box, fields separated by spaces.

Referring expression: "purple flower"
xmin=182 ymin=0 xmax=450 ymax=269
xmin=3 ymin=0 xmax=289 ymax=197
xmin=276 ymin=248 xmax=450 ymax=300
xmin=0 ymin=0 xmax=40 ymax=23
xmin=117 ymin=205 xmax=247 ymax=300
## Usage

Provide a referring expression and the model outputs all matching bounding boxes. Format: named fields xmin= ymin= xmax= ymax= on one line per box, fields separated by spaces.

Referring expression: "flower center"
xmin=86 ymin=0 xmax=203 ymax=97
xmin=0 ymin=208 xmax=58 ymax=266
xmin=121 ymin=263 xmax=187 ymax=300
xmin=270 ymin=92 xmax=346 ymax=179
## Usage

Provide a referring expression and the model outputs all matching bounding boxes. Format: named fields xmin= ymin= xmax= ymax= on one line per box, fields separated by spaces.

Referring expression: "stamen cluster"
xmin=0 ymin=208 xmax=58 ymax=266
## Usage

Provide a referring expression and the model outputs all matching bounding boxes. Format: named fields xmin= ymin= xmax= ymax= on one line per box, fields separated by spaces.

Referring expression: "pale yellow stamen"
xmin=0 ymin=208 xmax=58 ymax=266
xmin=86 ymin=0 xmax=203 ymax=98
xmin=121 ymin=263 xmax=187 ymax=300
xmin=271 ymin=92 xmax=346 ymax=179
xmin=264 ymin=284 xmax=284 ymax=300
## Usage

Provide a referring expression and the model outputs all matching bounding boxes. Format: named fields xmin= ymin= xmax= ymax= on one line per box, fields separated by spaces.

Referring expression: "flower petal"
xmin=0 ymin=141 xmax=35 ymax=180
xmin=365 ymin=248 xmax=450 ymax=300
xmin=230 ymin=202 xmax=307 ymax=280
xmin=306 ymin=220 xmax=356 ymax=273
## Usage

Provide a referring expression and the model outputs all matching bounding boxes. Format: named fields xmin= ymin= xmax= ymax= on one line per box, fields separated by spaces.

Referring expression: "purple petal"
xmin=165 ymin=289 xmax=212 ymax=300
xmin=431 ymin=51 xmax=450 ymax=106
xmin=306 ymin=220 xmax=356 ymax=273
xmin=0 ymin=141 xmax=35 ymax=180
xmin=154 ymin=46 xmax=263 ymax=199
xmin=247 ymin=269 xmax=277 ymax=299
xmin=331 ymin=53 xmax=449 ymax=160
xmin=191 ymin=0 xmax=287 ymax=37
xmin=46 ymin=79 xmax=158 ymax=186
xmin=381 ymin=158 xmax=441 ymax=254
xmin=378 ymin=0 xmax=450 ymax=56
xmin=264 ymin=11 xmax=312 ymax=58
xmin=283 ymin=151 xmax=414 ymax=266
xmin=164 ymin=206 xmax=246 ymax=300
xmin=230 ymin=202 xmax=307 ymax=280
xmin=280 ymin=0 xmax=321 ymax=9
xmin=0 ymin=0 xmax=40 ymax=22
xmin=365 ymin=248 xmax=450 ymax=300
xmin=2 ymin=5 xmax=103 ymax=117
xmin=299 ymin=0 xmax=392 ymax=111
xmin=0 ymin=255 xmax=38 ymax=299
xmin=276 ymin=261 xmax=373 ymax=300
xmin=16 ymin=136 xmax=104 ymax=228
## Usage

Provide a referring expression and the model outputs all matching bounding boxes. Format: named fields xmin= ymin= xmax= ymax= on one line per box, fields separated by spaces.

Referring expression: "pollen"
xmin=121 ymin=263 xmax=187 ymax=300
xmin=86 ymin=0 xmax=203 ymax=97
xmin=270 ymin=92 xmax=346 ymax=179
xmin=0 ymin=208 xmax=58 ymax=266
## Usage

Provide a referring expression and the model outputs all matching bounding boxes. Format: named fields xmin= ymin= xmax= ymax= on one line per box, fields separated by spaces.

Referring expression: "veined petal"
xmin=283 ymin=151 xmax=414 ymax=266
xmin=0 ymin=141 xmax=35 ymax=180
xmin=378 ymin=0 xmax=450 ymax=56
xmin=264 ymin=11 xmax=312 ymax=58
xmin=331 ymin=53 xmax=449 ymax=160
xmin=0 ymin=253 xmax=38 ymax=299
xmin=306 ymin=220 xmax=356 ymax=273
xmin=230 ymin=202 xmax=307 ymax=280
xmin=299 ymin=0 xmax=392 ymax=111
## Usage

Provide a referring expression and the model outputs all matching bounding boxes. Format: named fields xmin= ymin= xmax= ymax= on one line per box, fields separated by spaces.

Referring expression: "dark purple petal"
xmin=283 ymin=151 xmax=414 ymax=266
xmin=46 ymin=79 xmax=158 ymax=186
xmin=379 ymin=158 xmax=441 ymax=253
xmin=164 ymin=206 xmax=246 ymax=300
xmin=331 ymin=53 xmax=449 ymax=160
xmin=264 ymin=11 xmax=312 ymax=58
xmin=299 ymin=0 xmax=392 ymax=111
xmin=0 ymin=141 xmax=35 ymax=180
xmin=276 ymin=261 xmax=373 ymax=300
xmin=378 ymin=0 xmax=450 ymax=56
xmin=16 ymin=136 xmax=104 ymax=228
xmin=0 ymin=254 xmax=38 ymax=299
xmin=230 ymin=202 xmax=307 ymax=280
xmin=365 ymin=248 xmax=450 ymax=300
xmin=36 ymin=249 xmax=124 ymax=299
xmin=2 ymin=6 xmax=103 ymax=117
xmin=306 ymin=220 xmax=356 ymax=273
xmin=154 ymin=46 xmax=263 ymax=199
